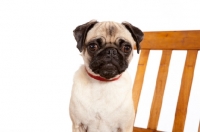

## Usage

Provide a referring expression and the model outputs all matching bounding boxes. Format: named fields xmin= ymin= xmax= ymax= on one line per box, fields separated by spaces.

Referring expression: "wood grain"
xmin=137 ymin=31 xmax=200 ymax=50
xmin=132 ymin=50 xmax=150 ymax=113
xmin=172 ymin=50 xmax=198 ymax=132
xmin=147 ymin=50 xmax=172 ymax=129
xmin=133 ymin=127 xmax=162 ymax=132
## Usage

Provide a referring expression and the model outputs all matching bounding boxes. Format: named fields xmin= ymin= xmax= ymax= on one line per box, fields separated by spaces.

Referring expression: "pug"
xmin=69 ymin=20 xmax=143 ymax=132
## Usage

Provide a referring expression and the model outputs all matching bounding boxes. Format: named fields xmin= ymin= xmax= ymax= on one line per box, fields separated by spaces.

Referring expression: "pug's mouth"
xmin=100 ymin=63 xmax=119 ymax=79
xmin=90 ymin=63 xmax=120 ymax=79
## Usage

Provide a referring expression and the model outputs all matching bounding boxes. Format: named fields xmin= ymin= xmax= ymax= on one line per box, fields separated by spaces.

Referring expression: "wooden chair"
xmin=132 ymin=30 xmax=200 ymax=132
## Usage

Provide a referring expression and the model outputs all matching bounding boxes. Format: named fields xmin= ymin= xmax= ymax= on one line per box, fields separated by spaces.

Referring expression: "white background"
xmin=0 ymin=0 xmax=200 ymax=132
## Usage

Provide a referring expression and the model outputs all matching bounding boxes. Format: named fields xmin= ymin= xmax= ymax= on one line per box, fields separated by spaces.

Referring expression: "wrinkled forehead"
xmin=85 ymin=21 xmax=135 ymax=45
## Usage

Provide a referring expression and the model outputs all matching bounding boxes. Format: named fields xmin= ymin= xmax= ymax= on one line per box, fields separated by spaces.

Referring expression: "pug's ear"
xmin=122 ymin=22 xmax=144 ymax=54
xmin=73 ymin=20 xmax=98 ymax=52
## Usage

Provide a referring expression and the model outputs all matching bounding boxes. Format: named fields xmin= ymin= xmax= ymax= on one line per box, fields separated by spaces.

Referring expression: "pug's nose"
xmin=106 ymin=48 xmax=117 ymax=57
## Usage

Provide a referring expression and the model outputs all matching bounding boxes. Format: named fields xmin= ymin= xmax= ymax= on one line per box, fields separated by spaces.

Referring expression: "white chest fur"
xmin=69 ymin=65 xmax=134 ymax=132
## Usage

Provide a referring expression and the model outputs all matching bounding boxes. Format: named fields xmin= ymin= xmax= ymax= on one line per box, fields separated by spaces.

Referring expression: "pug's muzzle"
xmin=89 ymin=47 xmax=128 ymax=79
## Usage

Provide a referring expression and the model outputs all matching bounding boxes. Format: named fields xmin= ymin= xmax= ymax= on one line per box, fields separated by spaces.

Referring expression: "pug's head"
xmin=73 ymin=20 xmax=143 ymax=80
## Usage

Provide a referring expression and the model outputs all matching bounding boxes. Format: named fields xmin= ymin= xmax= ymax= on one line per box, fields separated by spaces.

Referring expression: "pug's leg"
xmin=126 ymin=126 xmax=134 ymax=132
xmin=117 ymin=128 xmax=122 ymax=132
xmin=119 ymin=122 xmax=134 ymax=132
xmin=120 ymin=126 xmax=133 ymax=132
xmin=72 ymin=123 xmax=87 ymax=132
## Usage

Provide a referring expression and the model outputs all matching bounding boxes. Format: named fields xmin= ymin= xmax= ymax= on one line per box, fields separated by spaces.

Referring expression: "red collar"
xmin=85 ymin=68 xmax=121 ymax=81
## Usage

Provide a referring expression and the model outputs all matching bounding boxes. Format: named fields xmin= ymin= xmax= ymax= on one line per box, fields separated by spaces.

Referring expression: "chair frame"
xmin=132 ymin=30 xmax=200 ymax=132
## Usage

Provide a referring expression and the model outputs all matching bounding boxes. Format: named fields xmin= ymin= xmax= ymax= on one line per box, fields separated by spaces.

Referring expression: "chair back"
xmin=133 ymin=31 xmax=200 ymax=132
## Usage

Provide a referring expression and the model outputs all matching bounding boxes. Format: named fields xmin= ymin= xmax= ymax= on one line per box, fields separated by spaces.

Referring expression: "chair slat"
xmin=133 ymin=50 xmax=150 ymax=112
xmin=172 ymin=50 xmax=198 ymax=132
xmin=147 ymin=50 xmax=172 ymax=129
xmin=133 ymin=127 xmax=162 ymax=132
xmin=140 ymin=31 xmax=200 ymax=50
xmin=198 ymin=121 xmax=200 ymax=132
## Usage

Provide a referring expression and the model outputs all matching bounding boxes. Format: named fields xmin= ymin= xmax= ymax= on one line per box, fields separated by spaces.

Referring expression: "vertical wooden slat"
xmin=132 ymin=50 xmax=150 ymax=112
xmin=173 ymin=50 xmax=198 ymax=132
xmin=147 ymin=50 xmax=172 ymax=129
xmin=198 ymin=121 xmax=200 ymax=132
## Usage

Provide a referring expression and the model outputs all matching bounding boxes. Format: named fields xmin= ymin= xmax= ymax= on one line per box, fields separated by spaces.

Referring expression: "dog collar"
xmin=85 ymin=68 xmax=121 ymax=81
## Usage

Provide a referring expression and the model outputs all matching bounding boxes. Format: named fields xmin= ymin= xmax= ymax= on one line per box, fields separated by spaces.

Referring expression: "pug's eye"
xmin=88 ymin=43 xmax=99 ymax=52
xmin=121 ymin=45 xmax=132 ymax=53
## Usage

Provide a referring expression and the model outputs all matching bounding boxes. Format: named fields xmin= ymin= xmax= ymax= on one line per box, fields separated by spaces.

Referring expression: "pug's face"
xmin=73 ymin=20 xmax=143 ymax=79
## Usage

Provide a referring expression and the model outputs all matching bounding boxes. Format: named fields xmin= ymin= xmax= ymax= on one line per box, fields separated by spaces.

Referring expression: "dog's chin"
xmin=89 ymin=63 xmax=124 ymax=79
xmin=98 ymin=63 xmax=119 ymax=79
